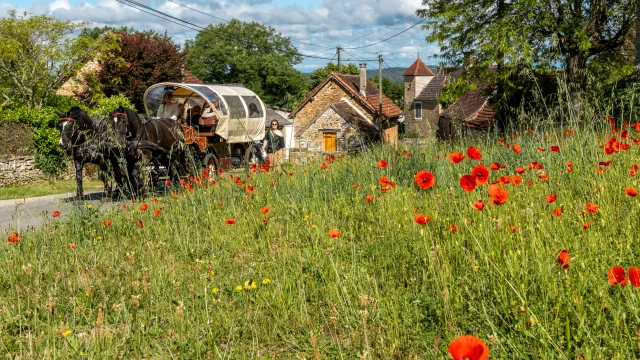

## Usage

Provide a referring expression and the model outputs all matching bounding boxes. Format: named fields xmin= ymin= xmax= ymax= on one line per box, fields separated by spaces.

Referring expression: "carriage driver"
xmin=158 ymin=92 xmax=180 ymax=120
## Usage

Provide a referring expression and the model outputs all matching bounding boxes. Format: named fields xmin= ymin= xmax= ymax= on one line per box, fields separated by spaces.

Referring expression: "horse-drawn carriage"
xmin=143 ymin=82 xmax=267 ymax=172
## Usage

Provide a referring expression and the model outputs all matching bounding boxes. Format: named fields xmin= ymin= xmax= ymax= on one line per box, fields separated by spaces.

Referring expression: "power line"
xmin=342 ymin=18 xmax=425 ymax=50
xmin=116 ymin=0 xmax=337 ymax=61
xmin=339 ymin=14 xmax=417 ymax=47
xmin=165 ymin=0 xmax=334 ymax=50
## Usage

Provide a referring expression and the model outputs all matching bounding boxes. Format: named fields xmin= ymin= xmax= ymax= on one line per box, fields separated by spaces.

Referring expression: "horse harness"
xmin=113 ymin=112 xmax=163 ymax=149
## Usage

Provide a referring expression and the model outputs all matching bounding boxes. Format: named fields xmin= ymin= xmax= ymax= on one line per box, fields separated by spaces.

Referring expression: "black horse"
xmin=58 ymin=107 xmax=124 ymax=199
xmin=109 ymin=106 xmax=190 ymax=192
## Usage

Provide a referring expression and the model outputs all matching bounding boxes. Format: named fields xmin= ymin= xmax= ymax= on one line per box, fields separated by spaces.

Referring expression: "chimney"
xmin=359 ymin=64 xmax=367 ymax=97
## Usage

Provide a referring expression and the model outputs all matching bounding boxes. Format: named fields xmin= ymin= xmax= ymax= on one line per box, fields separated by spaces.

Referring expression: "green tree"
xmin=309 ymin=63 xmax=360 ymax=89
xmin=417 ymin=0 xmax=635 ymax=96
xmin=185 ymin=19 xmax=307 ymax=107
xmin=0 ymin=11 xmax=116 ymax=109
xmin=96 ymin=31 xmax=184 ymax=111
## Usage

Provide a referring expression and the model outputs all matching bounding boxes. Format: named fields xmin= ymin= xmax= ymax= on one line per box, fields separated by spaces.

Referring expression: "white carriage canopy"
xmin=143 ymin=82 xmax=266 ymax=143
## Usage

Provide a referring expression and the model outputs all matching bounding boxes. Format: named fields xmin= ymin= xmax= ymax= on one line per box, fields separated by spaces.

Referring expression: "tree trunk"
xmin=565 ymin=52 xmax=588 ymax=120
xmin=635 ymin=0 xmax=640 ymax=76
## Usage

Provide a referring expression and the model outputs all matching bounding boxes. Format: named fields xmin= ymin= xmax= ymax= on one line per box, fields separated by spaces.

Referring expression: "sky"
xmin=0 ymin=0 xmax=441 ymax=73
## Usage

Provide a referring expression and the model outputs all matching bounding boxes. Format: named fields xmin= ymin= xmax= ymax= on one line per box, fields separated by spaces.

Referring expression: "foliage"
xmin=438 ymin=77 xmax=476 ymax=108
xmin=79 ymin=25 xmax=133 ymax=39
xmin=185 ymin=19 xmax=307 ymax=108
xmin=6 ymin=113 xmax=640 ymax=357
xmin=309 ymin=62 xmax=359 ymax=89
xmin=0 ymin=11 xmax=117 ymax=109
xmin=96 ymin=31 xmax=184 ymax=111
xmin=86 ymin=94 xmax=136 ymax=118
xmin=371 ymin=75 xmax=404 ymax=107
xmin=417 ymin=0 xmax=635 ymax=94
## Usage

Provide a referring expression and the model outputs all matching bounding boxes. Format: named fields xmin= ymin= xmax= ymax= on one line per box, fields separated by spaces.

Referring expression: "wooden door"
xmin=324 ymin=132 xmax=337 ymax=151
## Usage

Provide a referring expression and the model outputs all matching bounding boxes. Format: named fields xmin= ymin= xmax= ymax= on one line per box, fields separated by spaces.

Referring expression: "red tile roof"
xmin=291 ymin=73 xmax=403 ymax=120
xmin=183 ymin=69 xmax=204 ymax=84
xmin=440 ymin=85 xmax=496 ymax=130
xmin=402 ymin=58 xmax=435 ymax=76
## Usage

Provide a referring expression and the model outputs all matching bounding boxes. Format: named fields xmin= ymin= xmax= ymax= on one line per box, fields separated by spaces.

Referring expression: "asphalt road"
xmin=0 ymin=191 xmax=116 ymax=236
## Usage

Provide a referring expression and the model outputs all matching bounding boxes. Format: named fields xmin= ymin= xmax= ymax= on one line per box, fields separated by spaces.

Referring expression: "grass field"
xmin=3 ymin=120 xmax=640 ymax=358
xmin=0 ymin=180 xmax=102 ymax=200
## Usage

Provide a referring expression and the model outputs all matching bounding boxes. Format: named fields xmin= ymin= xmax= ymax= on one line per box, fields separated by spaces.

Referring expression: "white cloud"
xmin=17 ymin=0 xmax=440 ymax=71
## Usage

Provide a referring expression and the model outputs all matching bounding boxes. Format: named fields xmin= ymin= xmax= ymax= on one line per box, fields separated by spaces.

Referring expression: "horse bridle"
xmin=112 ymin=112 xmax=132 ymax=138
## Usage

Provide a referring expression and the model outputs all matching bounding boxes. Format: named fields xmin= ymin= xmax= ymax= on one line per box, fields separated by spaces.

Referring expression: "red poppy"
xmin=537 ymin=147 xmax=546 ymax=152
xmin=471 ymin=164 xmax=490 ymax=185
xmin=449 ymin=152 xmax=465 ymax=164
xmin=528 ymin=162 xmax=543 ymax=170
xmin=104 ymin=220 xmax=112 ymax=227
xmin=488 ymin=185 xmax=508 ymax=205
xmin=583 ymin=222 xmax=593 ymax=230
xmin=328 ymin=229 xmax=340 ymax=238
xmin=473 ymin=200 xmax=485 ymax=211
xmin=320 ymin=163 xmax=327 ymax=170
xmin=353 ymin=183 xmax=361 ymax=189
xmin=566 ymin=162 xmax=573 ymax=167
xmin=599 ymin=161 xmax=611 ymax=167
xmin=450 ymin=224 xmax=458 ymax=233
xmin=557 ymin=250 xmax=571 ymax=269
xmin=466 ymin=147 xmax=482 ymax=160
xmin=52 ymin=210 xmax=60 ymax=218
xmin=260 ymin=206 xmax=270 ymax=214
xmin=567 ymin=167 xmax=574 ymax=173
xmin=625 ymin=187 xmax=638 ymax=197
xmin=414 ymin=214 xmax=431 ymax=225
xmin=525 ymin=180 xmax=534 ymax=186
xmin=326 ymin=154 xmax=335 ymax=164
xmin=545 ymin=194 xmax=557 ymax=203
xmin=490 ymin=162 xmax=501 ymax=171
xmin=414 ymin=171 xmax=436 ymax=190
xmin=608 ymin=266 xmax=628 ymax=286
xmin=631 ymin=165 xmax=638 ymax=176
xmin=7 ymin=232 xmax=19 ymax=244
xmin=499 ymin=175 xmax=511 ymax=185
xmin=460 ymin=175 xmax=477 ymax=192
xmin=513 ymin=144 xmax=522 ymax=153
xmin=224 ymin=218 xmax=236 ymax=225
xmin=365 ymin=195 xmax=374 ymax=202
xmin=379 ymin=176 xmax=396 ymax=188
xmin=514 ymin=167 xmax=526 ymax=174
xmin=140 ymin=204 xmax=148 ymax=211
xmin=376 ymin=159 xmax=388 ymax=168
xmin=448 ymin=335 xmax=489 ymax=360
xmin=585 ymin=203 xmax=600 ymax=214
xmin=550 ymin=145 xmax=560 ymax=152
xmin=152 ymin=209 xmax=160 ymax=217
xmin=511 ymin=176 xmax=522 ymax=185
xmin=553 ymin=208 xmax=563 ymax=217
xmin=138 ymin=220 xmax=144 ymax=228
xmin=629 ymin=267 xmax=640 ymax=287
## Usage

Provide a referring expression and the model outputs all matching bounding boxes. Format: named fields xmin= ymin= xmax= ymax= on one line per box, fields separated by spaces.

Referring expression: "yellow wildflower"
xmin=62 ymin=330 xmax=72 ymax=337
xmin=87 ymin=204 xmax=93 ymax=209
xmin=211 ymin=287 xmax=218 ymax=294
xmin=262 ymin=278 xmax=271 ymax=285
xmin=235 ymin=285 xmax=243 ymax=292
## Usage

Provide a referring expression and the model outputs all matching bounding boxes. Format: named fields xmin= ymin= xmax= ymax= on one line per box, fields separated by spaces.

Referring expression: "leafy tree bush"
xmin=309 ymin=63 xmax=359 ymax=89
xmin=185 ymin=19 xmax=307 ymax=108
xmin=96 ymin=31 xmax=184 ymax=111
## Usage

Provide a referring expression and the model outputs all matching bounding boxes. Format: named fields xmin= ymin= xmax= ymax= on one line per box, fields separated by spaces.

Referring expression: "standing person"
xmin=157 ymin=93 xmax=180 ymax=120
xmin=262 ymin=119 xmax=285 ymax=167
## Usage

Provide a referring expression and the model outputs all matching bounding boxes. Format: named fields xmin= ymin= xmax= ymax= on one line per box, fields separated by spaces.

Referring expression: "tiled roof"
xmin=334 ymin=74 xmax=404 ymax=118
xmin=331 ymin=101 xmax=379 ymax=136
xmin=416 ymin=67 xmax=464 ymax=101
xmin=182 ymin=69 xmax=204 ymax=84
xmin=402 ymin=58 xmax=435 ymax=76
xmin=440 ymin=85 xmax=496 ymax=130
xmin=290 ymin=73 xmax=403 ymax=120
xmin=265 ymin=107 xmax=293 ymax=126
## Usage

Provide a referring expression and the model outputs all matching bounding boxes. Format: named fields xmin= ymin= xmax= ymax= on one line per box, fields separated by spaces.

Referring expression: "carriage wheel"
xmin=244 ymin=143 xmax=265 ymax=173
xmin=203 ymin=152 xmax=219 ymax=177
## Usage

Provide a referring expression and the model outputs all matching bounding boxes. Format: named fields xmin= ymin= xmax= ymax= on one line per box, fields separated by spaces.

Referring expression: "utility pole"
xmin=337 ymin=47 xmax=342 ymax=74
xmin=378 ymin=54 xmax=383 ymax=121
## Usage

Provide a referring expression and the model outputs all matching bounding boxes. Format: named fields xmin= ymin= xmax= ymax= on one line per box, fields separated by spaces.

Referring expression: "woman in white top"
xmin=157 ymin=93 xmax=180 ymax=120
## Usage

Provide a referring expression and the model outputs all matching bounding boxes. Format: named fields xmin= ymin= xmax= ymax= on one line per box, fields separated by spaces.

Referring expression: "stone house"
xmin=402 ymin=56 xmax=463 ymax=137
xmin=290 ymin=64 xmax=403 ymax=152
xmin=438 ymin=85 xmax=496 ymax=139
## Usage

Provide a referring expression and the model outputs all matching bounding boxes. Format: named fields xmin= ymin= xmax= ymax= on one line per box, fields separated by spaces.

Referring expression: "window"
xmin=415 ymin=102 xmax=422 ymax=118
xmin=324 ymin=132 xmax=337 ymax=151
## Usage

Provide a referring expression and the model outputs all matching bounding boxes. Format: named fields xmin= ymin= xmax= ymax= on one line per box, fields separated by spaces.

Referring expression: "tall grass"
xmin=2 ymin=112 xmax=640 ymax=358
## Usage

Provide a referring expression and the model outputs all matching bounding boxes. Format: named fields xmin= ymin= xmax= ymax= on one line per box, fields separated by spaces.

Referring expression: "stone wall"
xmin=0 ymin=155 xmax=96 ymax=188
xmin=294 ymin=79 xmax=373 ymax=139
xmin=298 ymin=107 xmax=359 ymax=152
xmin=403 ymin=76 xmax=442 ymax=138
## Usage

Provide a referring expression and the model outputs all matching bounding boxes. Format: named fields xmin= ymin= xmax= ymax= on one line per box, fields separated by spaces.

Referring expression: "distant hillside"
xmin=302 ymin=66 xmax=439 ymax=84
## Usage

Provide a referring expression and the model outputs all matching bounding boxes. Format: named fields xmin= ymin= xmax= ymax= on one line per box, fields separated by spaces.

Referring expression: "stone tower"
xmin=403 ymin=55 xmax=436 ymax=137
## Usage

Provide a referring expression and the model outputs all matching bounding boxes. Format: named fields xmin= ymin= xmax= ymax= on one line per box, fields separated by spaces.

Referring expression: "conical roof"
xmin=402 ymin=57 xmax=435 ymax=76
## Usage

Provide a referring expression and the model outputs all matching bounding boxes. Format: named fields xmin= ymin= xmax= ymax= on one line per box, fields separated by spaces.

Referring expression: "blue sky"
xmin=0 ymin=0 xmax=440 ymax=72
